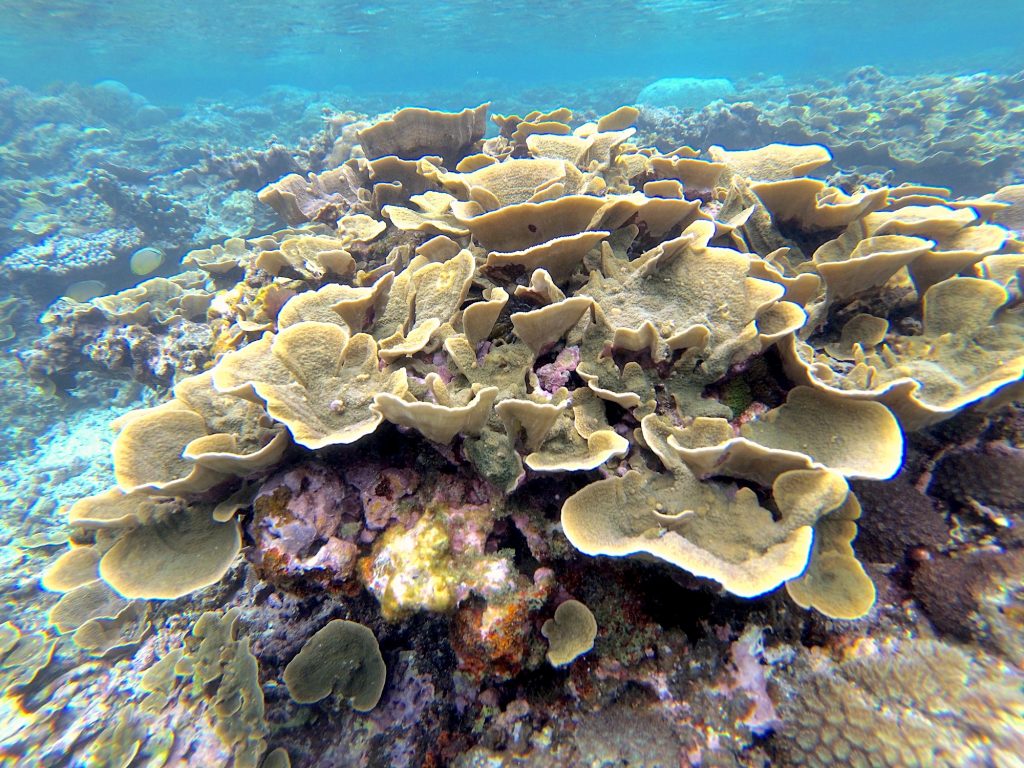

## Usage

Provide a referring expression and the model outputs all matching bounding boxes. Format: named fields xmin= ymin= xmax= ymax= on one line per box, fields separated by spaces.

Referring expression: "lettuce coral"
xmin=50 ymin=100 xmax=1024 ymax=637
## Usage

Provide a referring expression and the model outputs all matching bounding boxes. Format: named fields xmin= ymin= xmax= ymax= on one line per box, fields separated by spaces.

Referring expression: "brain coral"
xmin=50 ymin=100 xmax=1024 ymax=638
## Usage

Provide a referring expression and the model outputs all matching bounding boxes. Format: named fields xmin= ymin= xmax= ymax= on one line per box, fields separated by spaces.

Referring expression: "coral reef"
xmin=0 ymin=79 xmax=367 ymax=300
xmin=638 ymin=67 xmax=1024 ymax=195
xmin=1 ymin=93 xmax=1021 ymax=768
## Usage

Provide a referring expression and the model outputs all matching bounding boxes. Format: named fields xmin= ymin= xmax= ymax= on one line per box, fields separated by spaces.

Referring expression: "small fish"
xmin=63 ymin=279 xmax=107 ymax=302
xmin=130 ymin=246 xmax=165 ymax=276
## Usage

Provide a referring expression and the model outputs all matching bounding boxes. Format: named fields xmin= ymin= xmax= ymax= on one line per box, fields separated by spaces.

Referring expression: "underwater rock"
xmin=250 ymin=463 xmax=363 ymax=590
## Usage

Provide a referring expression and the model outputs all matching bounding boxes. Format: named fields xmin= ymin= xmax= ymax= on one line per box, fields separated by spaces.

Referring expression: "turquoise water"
xmin=2 ymin=0 xmax=1023 ymax=102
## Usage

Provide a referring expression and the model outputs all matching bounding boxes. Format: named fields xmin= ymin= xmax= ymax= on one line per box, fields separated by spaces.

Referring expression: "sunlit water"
xmin=2 ymin=0 xmax=1023 ymax=103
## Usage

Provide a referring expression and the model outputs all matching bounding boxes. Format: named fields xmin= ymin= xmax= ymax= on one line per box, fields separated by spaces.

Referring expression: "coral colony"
xmin=2 ymin=96 xmax=1022 ymax=767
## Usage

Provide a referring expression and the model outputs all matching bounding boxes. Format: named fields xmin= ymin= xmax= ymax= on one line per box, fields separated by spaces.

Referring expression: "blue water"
xmin=2 ymin=0 xmax=1023 ymax=103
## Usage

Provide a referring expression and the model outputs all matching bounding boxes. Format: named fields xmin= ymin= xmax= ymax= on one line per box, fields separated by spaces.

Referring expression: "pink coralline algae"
xmin=719 ymin=626 xmax=779 ymax=737
xmin=535 ymin=346 xmax=580 ymax=394
xmin=249 ymin=462 xmax=362 ymax=589
xmin=347 ymin=463 xmax=421 ymax=533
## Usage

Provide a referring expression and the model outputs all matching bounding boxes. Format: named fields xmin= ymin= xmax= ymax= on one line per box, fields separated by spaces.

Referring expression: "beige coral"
xmin=213 ymin=323 xmax=409 ymax=449
xmin=283 ymin=619 xmax=386 ymax=711
xmin=542 ymin=600 xmax=598 ymax=666
xmin=561 ymin=466 xmax=851 ymax=599
xmin=784 ymin=276 xmax=1024 ymax=428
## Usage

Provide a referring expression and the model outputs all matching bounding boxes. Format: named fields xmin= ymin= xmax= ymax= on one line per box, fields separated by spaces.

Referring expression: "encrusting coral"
xmin=542 ymin=599 xmax=598 ymax=667
xmin=39 ymin=102 xmax=1024 ymax=748
xmin=283 ymin=619 xmax=386 ymax=711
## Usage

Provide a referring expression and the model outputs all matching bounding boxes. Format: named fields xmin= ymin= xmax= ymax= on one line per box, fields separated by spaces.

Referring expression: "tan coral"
xmin=592 ymin=192 xmax=705 ymax=239
xmin=976 ymin=252 xmax=1024 ymax=286
xmin=277 ymin=283 xmax=353 ymax=328
xmin=48 ymin=580 xmax=128 ymax=633
xmin=111 ymin=401 xmax=227 ymax=495
xmin=382 ymin=191 xmax=470 ymax=237
xmin=90 ymin=274 xmax=213 ymax=325
xmin=257 ymin=164 xmax=367 ymax=225
xmin=376 ymin=250 xmax=475 ymax=362
xmin=493 ymin=107 xmax=572 ymax=139
xmin=513 ymin=269 xmax=566 ymax=305
xmin=525 ymin=127 xmax=635 ymax=171
xmin=255 ymin=235 xmax=355 ymax=279
xmin=576 ymin=347 xmax=657 ymax=413
xmin=462 ymin=287 xmax=509 ymax=346
xmin=659 ymin=387 xmax=904 ymax=485
xmin=511 ymin=296 xmax=593 ymax=353
xmin=909 ymin=222 xmax=1009 ymax=295
xmin=0 ymin=627 xmax=56 ymax=690
xmin=427 ymin=157 xmax=572 ymax=209
xmin=174 ymin=371 xmax=290 ymax=476
xmin=596 ymin=106 xmax=639 ymax=132
xmin=748 ymin=250 xmax=822 ymax=306
xmin=372 ymin=385 xmax=498 ymax=444
xmin=358 ymin=103 xmax=489 ymax=164
xmin=213 ymin=323 xmax=408 ymax=449
xmin=331 ymin=272 xmax=396 ymax=332
xmin=486 ymin=231 xmax=609 ymax=284
xmin=183 ymin=238 xmax=249 ymax=274
xmin=542 ymin=600 xmax=598 ymax=666
xmin=823 ymin=313 xmax=890 ymax=360
xmin=41 ymin=547 xmax=100 ymax=592
xmin=415 ymin=234 xmax=463 ymax=262
xmin=785 ymin=492 xmax=876 ymax=620
xmin=337 ymin=213 xmax=387 ymax=245
xmin=496 ymin=397 xmax=568 ymax=453
xmin=180 ymin=609 xmax=269 ymax=768
xmin=72 ymin=601 xmax=150 ymax=657
xmin=444 ymin=335 xmax=535 ymax=400
xmin=283 ymin=620 xmax=386 ymax=711
xmin=561 ymin=466 xmax=851 ymax=598
xmin=524 ymin=396 xmax=629 ymax=472
xmin=752 ymin=177 xmax=889 ymax=230
xmin=510 ymin=119 xmax=572 ymax=146
xmin=649 ymin=154 xmax=726 ymax=191
xmin=580 ymin=219 xmax=784 ymax=372
xmin=453 ymin=195 xmax=608 ymax=252
xmin=811 ymin=229 xmax=934 ymax=303
xmin=852 ymin=204 xmax=1009 ymax=294
xmin=67 ymin=487 xmax=171 ymax=529
xmin=525 ymin=422 xmax=628 ymax=472
xmin=709 ymin=143 xmax=832 ymax=181
xmin=365 ymin=154 xmax=442 ymax=209
xmin=99 ymin=506 xmax=241 ymax=600
xmin=409 ymin=250 xmax=476 ymax=331
xmin=784 ymin=276 xmax=1024 ymax=429
xmin=455 ymin=154 xmax=497 ymax=173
